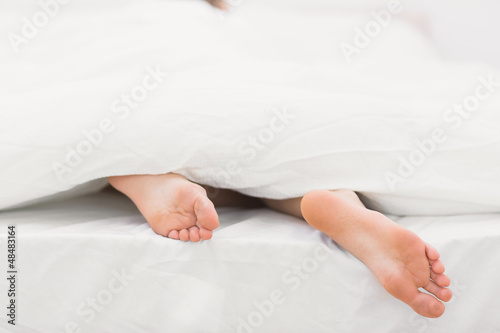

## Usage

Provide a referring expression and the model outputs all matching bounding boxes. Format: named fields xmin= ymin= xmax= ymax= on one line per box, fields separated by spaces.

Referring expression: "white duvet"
xmin=1 ymin=0 xmax=500 ymax=215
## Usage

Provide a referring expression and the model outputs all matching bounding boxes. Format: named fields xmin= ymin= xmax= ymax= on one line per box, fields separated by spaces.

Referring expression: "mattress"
xmin=0 ymin=189 xmax=499 ymax=333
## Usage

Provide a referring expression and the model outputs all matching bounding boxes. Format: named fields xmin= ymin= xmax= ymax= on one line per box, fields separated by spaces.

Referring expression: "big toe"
xmin=194 ymin=196 xmax=219 ymax=231
xmin=410 ymin=292 xmax=446 ymax=318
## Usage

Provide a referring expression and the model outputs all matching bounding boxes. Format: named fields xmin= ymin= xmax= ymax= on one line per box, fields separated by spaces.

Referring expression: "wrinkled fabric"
xmin=0 ymin=190 xmax=498 ymax=332
xmin=1 ymin=0 xmax=499 ymax=215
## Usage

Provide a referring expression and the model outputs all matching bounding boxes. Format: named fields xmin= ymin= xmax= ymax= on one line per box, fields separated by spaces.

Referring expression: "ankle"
xmin=107 ymin=174 xmax=151 ymax=201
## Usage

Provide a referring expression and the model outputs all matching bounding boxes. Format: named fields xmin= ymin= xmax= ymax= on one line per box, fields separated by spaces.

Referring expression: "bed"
xmin=0 ymin=189 xmax=499 ymax=332
xmin=1 ymin=0 xmax=500 ymax=332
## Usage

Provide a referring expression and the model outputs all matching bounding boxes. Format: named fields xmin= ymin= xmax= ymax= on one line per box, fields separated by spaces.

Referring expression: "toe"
xmin=387 ymin=273 xmax=446 ymax=318
xmin=167 ymin=230 xmax=180 ymax=240
xmin=194 ymin=196 xmax=219 ymax=231
xmin=423 ymin=280 xmax=452 ymax=302
xmin=441 ymin=288 xmax=453 ymax=302
xmin=430 ymin=270 xmax=450 ymax=287
xmin=425 ymin=243 xmax=440 ymax=261
xmin=410 ymin=291 xmax=446 ymax=318
xmin=179 ymin=229 xmax=190 ymax=242
xmin=199 ymin=227 xmax=213 ymax=240
xmin=189 ymin=227 xmax=201 ymax=242
xmin=430 ymin=260 xmax=445 ymax=274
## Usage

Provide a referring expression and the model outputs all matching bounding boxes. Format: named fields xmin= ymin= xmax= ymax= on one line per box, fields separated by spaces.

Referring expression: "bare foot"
xmin=205 ymin=0 xmax=228 ymax=10
xmin=108 ymin=174 xmax=219 ymax=242
xmin=301 ymin=190 xmax=452 ymax=318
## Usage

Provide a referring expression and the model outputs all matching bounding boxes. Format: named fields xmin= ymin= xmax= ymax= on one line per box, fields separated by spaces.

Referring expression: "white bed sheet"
xmin=0 ymin=190 xmax=499 ymax=333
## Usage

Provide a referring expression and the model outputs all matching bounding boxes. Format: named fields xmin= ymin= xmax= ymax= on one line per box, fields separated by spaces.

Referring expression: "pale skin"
xmin=108 ymin=173 xmax=452 ymax=318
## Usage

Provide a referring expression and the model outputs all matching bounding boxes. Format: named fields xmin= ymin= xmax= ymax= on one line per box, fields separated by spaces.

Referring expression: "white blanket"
xmin=1 ymin=0 xmax=500 ymax=215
